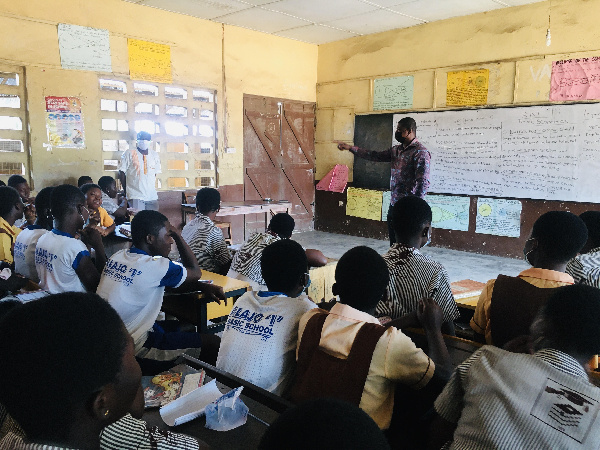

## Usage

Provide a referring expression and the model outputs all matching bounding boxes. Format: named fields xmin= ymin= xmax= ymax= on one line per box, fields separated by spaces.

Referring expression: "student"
xmin=430 ymin=284 xmax=600 ymax=449
xmin=181 ymin=187 xmax=231 ymax=275
xmin=566 ymin=211 xmax=600 ymax=288
xmin=98 ymin=175 xmax=129 ymax=223
xmin=77 ymin=175 xmax=93 ymax=188
xmin=0 ymin=187 xmax=23 ymax=265
xmin=0 ymin=292 xmax=204 ymax=449
xmin=470 ymin=211 xmax=587 ymax=347
xmin=290 ymin=246 xmax=452 ymax=430
xmin=13 ymin=186 xmax=53 ymax=283
xmin=81 ymin=183 xmax=116 ymax=236
xmin=7 ymin=175 xmax=35 ymax=228
xmin=216 ymin=239 xmax=316 ymax=395
xmin=259 ymin=398 xmax=390 ymax=450
xmin=35 ymin=184 xmax=107 ymax=293
xmin=377 ymin=196 xmax=459 ymax=334
xmin=228 ymin=213 xmax=326 ymax=290
xmin=96 ymin=210 xmax=226 ymax=371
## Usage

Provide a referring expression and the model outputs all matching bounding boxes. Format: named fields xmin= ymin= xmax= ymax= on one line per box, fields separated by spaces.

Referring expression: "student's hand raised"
xmin=199 ymin=282 xmax=227 ymax=305
xmin=416 ymin=297 xmax=444 ymax=331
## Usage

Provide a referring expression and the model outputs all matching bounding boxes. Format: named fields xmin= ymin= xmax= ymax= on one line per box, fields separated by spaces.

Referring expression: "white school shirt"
xmin=14 ymin=225 xmax=47 ymax=283
xmin=96 ymin=247 xmax=187 ymax=353
xmin=35 ymin=229 xmax=90 ymax=293
xmin=216 ymin=290 xmax=316 ymax=395
xmin=118 ymin=148 xmax=161 ymax=201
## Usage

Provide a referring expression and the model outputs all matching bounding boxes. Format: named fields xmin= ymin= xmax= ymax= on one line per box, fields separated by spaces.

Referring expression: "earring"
xmin=104 ymin=410 xmax=109 ymax=417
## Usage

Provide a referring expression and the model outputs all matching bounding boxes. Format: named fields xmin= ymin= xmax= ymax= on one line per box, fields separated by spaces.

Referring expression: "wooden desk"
xmin=162 ymin=271 xmax=249 ymax=334
xmin=182 ymin=201 xmax=292 ymax=229
xmin=143 ymin=357 xmax=291 ymax=449
xmin=454 ymin=294 xmax=480 ymax=311
xmin=404 ymin=328 xmax=482 ymax=369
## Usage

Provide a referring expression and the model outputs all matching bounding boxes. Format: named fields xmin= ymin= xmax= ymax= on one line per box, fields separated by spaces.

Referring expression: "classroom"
xmin=1 ymin=0 xmax=600 ymax=448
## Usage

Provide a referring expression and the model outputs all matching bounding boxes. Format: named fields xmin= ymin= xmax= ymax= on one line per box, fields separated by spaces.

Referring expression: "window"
xmin=0 ymin=65 xmax=29 ymax=185
xmin=98 ymin=77 xmax=217 ymax=189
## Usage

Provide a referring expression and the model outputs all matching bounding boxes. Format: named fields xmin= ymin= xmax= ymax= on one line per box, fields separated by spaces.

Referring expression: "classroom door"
xmin=243 ymin=94 xmax=315 ymax=236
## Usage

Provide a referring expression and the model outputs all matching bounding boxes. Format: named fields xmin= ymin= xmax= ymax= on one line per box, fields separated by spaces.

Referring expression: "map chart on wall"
xmin=475 ymin=197 xmax=522 ymax=238
xmin=425 ymin=194 xmax=470 ymax=232
xmin=346 ymin=187 xmax=383 ymax=221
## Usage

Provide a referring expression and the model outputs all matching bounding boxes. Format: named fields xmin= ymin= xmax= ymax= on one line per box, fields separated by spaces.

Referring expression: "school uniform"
xmin=96 ymin=248 xmax=201 ymax=364
xmin=101 ymin=191 xmax=119 ymax=218
xmin=216 ymin=290 xmax=316 ymax=395
xmin=566 ymin=247 xmax=600 ymax=288
xmin=13 ymin=225 xmax=47 ymax=283
xmin=435 ymin=346 xmax=600 ymax=449
xmin=181 ymin=213 xmax=231 ymax=273
xmin=96 ymin=206 xmax=114 ymax=228
xmin=35 ymin=229 xmax=89 ymax=293
xmin=227 ymin=231 xmax=280 ymax=290
xmin=0 ymin=217 xmax=20 ymax=264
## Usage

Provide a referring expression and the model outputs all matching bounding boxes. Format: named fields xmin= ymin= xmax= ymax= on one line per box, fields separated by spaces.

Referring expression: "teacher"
xmin=338 ymin=117 xmax=430 ymax=245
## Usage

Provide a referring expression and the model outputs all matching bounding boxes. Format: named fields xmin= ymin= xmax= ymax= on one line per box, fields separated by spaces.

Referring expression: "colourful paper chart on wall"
xmin=346 ymin=187 xmax=383 ymax=221
xmin=425 ymin=194 xmax=470 ymax=232
xmin=373 ymin=76 xmax=414 ymax=110
xmin=446 ymin=69 xmax=489 ymax=106
xmin=45 ymin=96 xmax=85 ymax=149
xmin=128 ymin=39 xmax=172 ymax=83
xmin=550 ymin=57 xmax=600 ymax=101
xmin=475 ymin=197 xmax=522 ymax=238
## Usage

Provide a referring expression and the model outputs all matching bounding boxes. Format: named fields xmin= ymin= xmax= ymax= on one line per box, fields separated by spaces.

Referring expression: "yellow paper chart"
xmin=446 ymin=69 xmax=489 ymax=106
xmin=346 ymin=187 xmax=383 ymax=221
xmin=128 ymin=39 xmax=172 ymax=83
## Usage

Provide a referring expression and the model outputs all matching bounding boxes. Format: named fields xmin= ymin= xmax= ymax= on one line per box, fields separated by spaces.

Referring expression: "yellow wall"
xmin=315 ymin=0 xmax=600 ymax=180
xmin=0 ymin=0 xmax=317 ymax=188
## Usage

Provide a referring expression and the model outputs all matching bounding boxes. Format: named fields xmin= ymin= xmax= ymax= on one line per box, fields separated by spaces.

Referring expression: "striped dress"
xmin=228 ymin=232 xmax=281 ymax=287
xmin=181 ymin=214 xmax=231 ymax=273
xmin=566 ymin=247 xmax=600 ymax=288
xmin=376 ymin=243 xmax=459 ymax=323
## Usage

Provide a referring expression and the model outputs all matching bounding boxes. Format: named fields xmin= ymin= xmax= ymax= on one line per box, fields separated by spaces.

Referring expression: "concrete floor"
xmin=293 ymin=230 xmax=529 ymax=284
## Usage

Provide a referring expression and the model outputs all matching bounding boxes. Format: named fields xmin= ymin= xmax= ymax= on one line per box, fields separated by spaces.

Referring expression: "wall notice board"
xmin=346 ymin=105 xmax=600 ymax=257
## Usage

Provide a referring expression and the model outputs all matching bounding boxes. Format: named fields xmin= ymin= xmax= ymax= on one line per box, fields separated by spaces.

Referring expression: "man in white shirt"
xmin=96 ymin=210 xmax=226 ymax=372
xmin=217 ymin=239 xmax=316 ymax=395
xmin=118 ymin=131 xmax=161 ymax=211
xmin=14 ymin=187 xmax=53 ymax=283
xmin=35 ymin=184 xmax=107 ymax=293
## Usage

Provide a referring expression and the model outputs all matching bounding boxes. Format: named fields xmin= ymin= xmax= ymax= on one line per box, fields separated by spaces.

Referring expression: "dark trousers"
xmin=387 ymin=205 xmax=396 ymax=246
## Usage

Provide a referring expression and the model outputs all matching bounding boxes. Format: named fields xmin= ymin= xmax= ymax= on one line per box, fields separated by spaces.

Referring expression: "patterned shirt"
xmin=227 ymin=232 xmax=281 ymax=288
xmin=0 ymin=414 xmax=200 ymax=449
xmin=434 ymin=347 xmax=599 ymax=449
xmin=181 ymin=214 xmax=231 ymax=274
xmin=376 ymin=244 xmax=459 ymax=323
xmin=566 ymin=247 xmax=600 ymax=288
xmin=351 ymin=138 xmax=430 ymax=205
xmin=101 ymin=191 xmax=119 ymax=216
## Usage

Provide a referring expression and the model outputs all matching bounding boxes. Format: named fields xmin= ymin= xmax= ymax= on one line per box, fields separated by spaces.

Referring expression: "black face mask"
xmin=395 ymin=131 xmax=403 ymax=143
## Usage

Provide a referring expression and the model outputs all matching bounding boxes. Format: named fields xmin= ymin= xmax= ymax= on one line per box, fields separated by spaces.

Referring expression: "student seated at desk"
xmin=430 ymin=284 xmax=600 ymax=449
xmin=98 ymin=175 xmax=129 ymax=224
xmin=227 ymin=213 xmax=326 ymax=291
xmin=35 ymin=184 xmax=107 ymax=293
xmin=96 ymin=210 xmax=226 ymax=372
xmin=0 ymin=186 xmax=24 ymax=265
xmin=567 ymin=211 xmax=600 ymax=288
xmin=13 ymin=187 xmax=53 ymax=283
xmin=0 ymin=292 xmax=205 ymax=450
xmin=77 ymin=175 xmax=93 ymax=188
xmin=376 ymin=196 xmax=459 ymax=334
xmin=7 ymin=175 xmax=35 ymax=229
xmin=470 ymin=211 xmax=587 ymax=347
xmin=216 ymin=239 xmax=316 ymax=395
xmin=81 ymin=183 xmax=116 ymax=237
xmin=181 ymin=187 xmax=232 ymax=275
xmin=290 ymin=246 xmax=452 ymax=430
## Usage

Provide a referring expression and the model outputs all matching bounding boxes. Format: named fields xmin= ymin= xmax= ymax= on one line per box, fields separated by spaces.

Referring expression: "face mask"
xmin=523 ymin=238 xmax=535 ymax=265
xmin=395 ymin=131 xmax=403 ymax=143
xmin=422 ymin=236 xmax=431 ymax=248
xmin=138 ymin=140 xmax=149 ymax=151
xmin=304 ymin=274 xmax=311 ymax=289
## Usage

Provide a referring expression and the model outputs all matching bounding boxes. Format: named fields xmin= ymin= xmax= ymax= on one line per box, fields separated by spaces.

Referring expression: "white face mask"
xmin=138 ymin=140 xmax=149 ymax=151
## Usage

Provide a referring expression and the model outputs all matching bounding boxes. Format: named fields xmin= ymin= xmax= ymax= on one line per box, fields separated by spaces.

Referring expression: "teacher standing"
xmin=338 ymin=117 xmax=431 ymax=245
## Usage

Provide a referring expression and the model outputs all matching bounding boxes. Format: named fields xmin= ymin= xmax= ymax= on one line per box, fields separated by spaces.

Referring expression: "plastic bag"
xmin=205 ymin=386 xmax=248 ymax=431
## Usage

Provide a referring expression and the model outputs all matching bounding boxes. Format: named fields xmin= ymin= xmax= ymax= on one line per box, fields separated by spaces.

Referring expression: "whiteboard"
xmin=393 ymin=104 xmax=600 ymax=203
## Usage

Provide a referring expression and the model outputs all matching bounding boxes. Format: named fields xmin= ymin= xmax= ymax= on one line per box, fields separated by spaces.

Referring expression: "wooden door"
xmin=243 ymin=95 xmax=315 ymax=236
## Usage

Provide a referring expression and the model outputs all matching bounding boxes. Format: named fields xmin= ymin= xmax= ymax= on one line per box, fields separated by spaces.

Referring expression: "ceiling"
xmin=124 ymin=0 xmax=545 ymax=45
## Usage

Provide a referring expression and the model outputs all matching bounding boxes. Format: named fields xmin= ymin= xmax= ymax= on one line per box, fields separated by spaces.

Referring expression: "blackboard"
xmin=352 ymin=114 xmax=392 ymax=190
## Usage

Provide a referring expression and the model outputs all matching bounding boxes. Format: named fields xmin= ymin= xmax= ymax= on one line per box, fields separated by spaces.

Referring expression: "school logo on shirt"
xmin=35 ymin=248 xmax=57 ymax=272
xmin=225 ymin=306 xmax=284 ymax=341
xmin=13 ymin=242 xmax=27 ymax=259
xmin=102 ymin=259 xmax=142 ymax=287
xmin=530 ymin=378 xmax=600 ymax=443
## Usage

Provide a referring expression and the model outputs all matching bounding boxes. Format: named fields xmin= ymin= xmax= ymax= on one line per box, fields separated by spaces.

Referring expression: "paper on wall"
xmin=425 ymin=194 xmax=470 ymax=232
xmin=446 ymin=69 xmax=489 ymax=106
xmin=346 ymin=187 xmax=383 ymax=221
xmin=128 ymin=39 xmax=172 ymax=83
xmin=373 ymin=76 xmax=414 ymax=111
xmin=475 ymin=197 xmax=522 ymax=238
xmin=550 ymin=57 xmax=600 ymax=101
xmin=58 ymin=23 xmax=112 ymax=72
